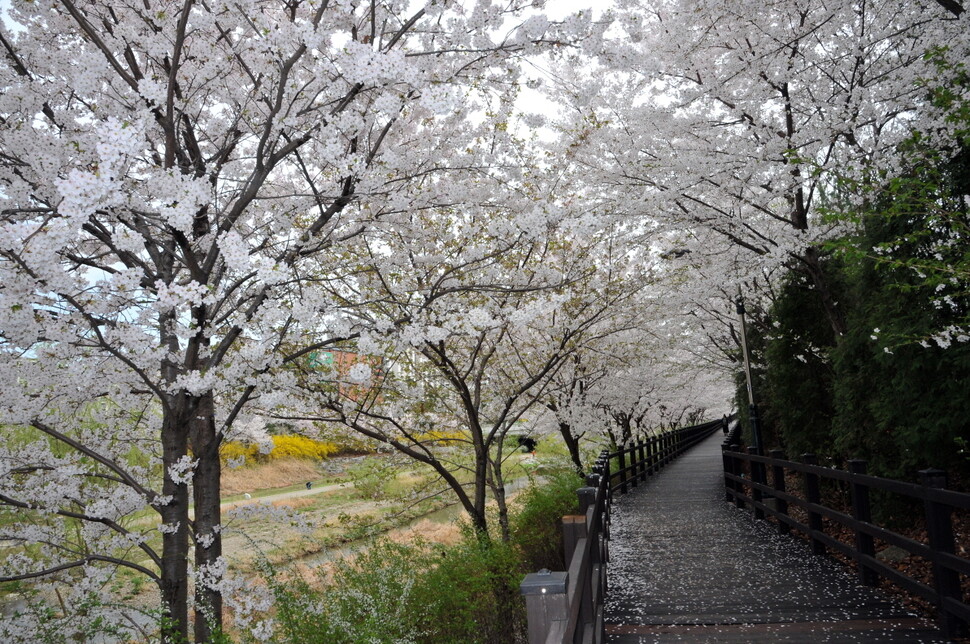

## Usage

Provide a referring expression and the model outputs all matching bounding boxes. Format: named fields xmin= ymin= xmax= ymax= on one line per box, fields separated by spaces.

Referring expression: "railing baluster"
xmin=638 ymin=439 xmax=647 ymax=481
xmin=722 ymin=445 xmax=734 ymax=503
xmin=802 ymin=453 xmax=825 ymax=556
xmin=647 ymin=436 xmax=657 ymax=475
xmin=749 ymin=445 xmax=765 ymax=521
xmin=629 ymin=444 xmax=639 ymax=489
xmin=920 ymin=468 xmax=966 ymax=638
xmin=848 ymin=460 xmax=877 ymax=587
xmin=730 ymin=444 xmax=744 ymax=509
xmin=618 ymin=446 xmax=628 ymax=494
xmin=769 ymin=449 xmax=789 ymax=535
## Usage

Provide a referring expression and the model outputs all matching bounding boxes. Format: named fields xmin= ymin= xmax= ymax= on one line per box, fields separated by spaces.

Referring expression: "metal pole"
xmin=736 ymin=297 xmax=764 ymax=453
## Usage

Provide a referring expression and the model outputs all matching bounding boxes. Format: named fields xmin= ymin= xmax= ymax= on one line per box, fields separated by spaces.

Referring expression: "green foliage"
xmin=410 ymin=537 xmax=526 ymax=643
xmin=346 ymin=457 xmax=395 ymax=500
xmin=828 ymin=162 xmax=970 ymax=478
xmin=752 ymin=94 xmax=970 ymax=480
xmin=509 ymin=470 xmax=583 ymax=571
xmin=248 ymin=466 xmax=582 ymax=644
xmin=760 ymin=270 xmax=841 ymax=458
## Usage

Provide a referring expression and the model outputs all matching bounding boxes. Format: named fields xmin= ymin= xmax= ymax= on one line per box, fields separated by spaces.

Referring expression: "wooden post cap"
xmin=520 ymin=570 xmax=568 ymax=595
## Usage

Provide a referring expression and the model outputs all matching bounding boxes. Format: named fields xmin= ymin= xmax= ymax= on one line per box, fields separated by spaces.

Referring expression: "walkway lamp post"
xmin=736 ymin=297 xmax=764 ymax=453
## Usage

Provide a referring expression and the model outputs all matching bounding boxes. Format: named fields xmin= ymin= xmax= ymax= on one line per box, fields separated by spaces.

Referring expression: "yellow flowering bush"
xmin=219 ymin=441 xmax=259 ymax=465
xmin=220 ymin=435 xmax=339 ymax=466
xmin=270 ymin=435 xmax=339 ymax=460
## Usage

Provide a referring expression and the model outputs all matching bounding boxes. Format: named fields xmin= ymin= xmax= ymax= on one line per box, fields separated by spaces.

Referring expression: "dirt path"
xmin=221 ymin=480 xmax=352 ymax=510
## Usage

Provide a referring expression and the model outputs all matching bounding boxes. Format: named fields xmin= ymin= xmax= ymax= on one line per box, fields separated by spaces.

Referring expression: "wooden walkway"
xmin=605 ymin=433 xmax=948 ymax=643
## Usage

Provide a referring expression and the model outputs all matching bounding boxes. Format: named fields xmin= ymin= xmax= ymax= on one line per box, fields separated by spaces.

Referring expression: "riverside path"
xmin=604 ymin=432 xmax=948 ymax=643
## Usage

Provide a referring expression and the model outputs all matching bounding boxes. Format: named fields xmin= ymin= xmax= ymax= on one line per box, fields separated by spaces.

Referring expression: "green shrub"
xmin=410 ymin=536 xmax=526 ymax=644
xmin=251 ymin=469 xmax=581 ymax=644
xmin=510 ymin=470 xmax=583 ymax=571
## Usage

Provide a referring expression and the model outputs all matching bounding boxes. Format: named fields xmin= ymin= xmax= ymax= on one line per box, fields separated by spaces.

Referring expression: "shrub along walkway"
xmin=605 ymin=432 xmax=946 ymax=643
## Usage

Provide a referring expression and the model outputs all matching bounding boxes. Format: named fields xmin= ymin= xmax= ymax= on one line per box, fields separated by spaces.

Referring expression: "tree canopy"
xmin=1 ymin=0 xmax=967 ymax=641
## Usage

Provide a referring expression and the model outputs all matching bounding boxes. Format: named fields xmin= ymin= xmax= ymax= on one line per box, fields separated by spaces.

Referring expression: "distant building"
xmin=307 ymin=348 xmax=384 ymax=402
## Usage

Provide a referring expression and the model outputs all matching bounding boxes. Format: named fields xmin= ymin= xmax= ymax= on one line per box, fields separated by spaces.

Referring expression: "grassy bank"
xmin=234 ymin=468 xmax=585 ymax=644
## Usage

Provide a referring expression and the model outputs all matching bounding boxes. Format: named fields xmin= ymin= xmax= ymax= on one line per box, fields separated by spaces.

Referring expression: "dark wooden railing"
xmin=609 ymin=419 xmax=728 ymax=495
xmin=520 ymin=455 xmax=610 ymax=644
xmin=723 ymin=445 xmax=970 ymax=639
xmin=520 ymin=419 xmax=729 ymax=644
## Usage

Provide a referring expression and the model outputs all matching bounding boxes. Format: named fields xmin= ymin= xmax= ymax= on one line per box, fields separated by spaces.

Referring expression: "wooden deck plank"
xmin=605 ymin=433 xmax=947 ymax=642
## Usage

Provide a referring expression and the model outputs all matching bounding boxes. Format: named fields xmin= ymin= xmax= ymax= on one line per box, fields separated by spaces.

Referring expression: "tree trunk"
xmin=490 ymin=439 xmax=511 ymax=543
xmin=190 ymin=392 xmax=223 ymax=642
xmin=557 ymin=421 xmax=585 ymax=475
xmin=471 ymin=442 xmax=490 ymax=536
xmin=797 ymin=247 xmax=848 ymax=339
xmin=159 ymin=406 xmax=190 ymax=644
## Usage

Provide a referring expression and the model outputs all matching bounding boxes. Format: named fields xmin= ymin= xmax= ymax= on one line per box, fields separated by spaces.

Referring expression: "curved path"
xmin=605 ymin=433 xmax=946 ymax=643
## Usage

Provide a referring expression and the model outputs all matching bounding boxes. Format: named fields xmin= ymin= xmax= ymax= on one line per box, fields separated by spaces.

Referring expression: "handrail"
xmin=520 ymin=453 xmax=610 ymax=644
xmin=723 ymin=445 xmax=970 ymax=639
xmin=606 ymin=418 xmax=729 ymax=495
xmin=520 ymin=418 xmax=731 ymax=644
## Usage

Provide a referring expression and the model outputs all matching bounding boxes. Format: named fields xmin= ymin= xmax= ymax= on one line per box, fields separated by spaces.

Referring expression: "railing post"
xmin=730 ymin=444 xmax=744 ymax=509
xmin=648 ymin=436 xmax=658 ymax=475
xmin=577 ymin=486 xmax=597 ymax=516
xmin=617 ymin=446 xmax=628 ymax=495
xmin=562 ymin=515 xmax=587 ymax=568
xmin=769 ymin=449 xmax=789 ymax=535
xmin=749 ymin=446 xmax=765 ymax=520
xmin=520 ymin=570 xmax=568 ymax=644
xmin=629 ymin=444 xmax=639 ymax=489
xmin=920 ymin=468 xmax=966 ymax=638
xmin=638 ymin=439 xmax=647 ymax=481
xmin=722 ymin=445 xmax=734 ymax=503
xmin=587 ymin=455 xmax=600 ymax=484
xmin=848 ymin=460 xmax=877 ymax=587
xmin=802 ymin=454 xmax=825 ymax=556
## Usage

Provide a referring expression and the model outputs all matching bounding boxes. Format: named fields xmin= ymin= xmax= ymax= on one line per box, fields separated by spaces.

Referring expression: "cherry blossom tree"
xmin=267 ymin=190 xmax=648 ymax=541
xmin=545 ymin=310 xmax=734 ymax=463
xmin=553 ymin=0 xmax=967 ymax=340
xmin=0 ymin=1 xmax=602 ymax=640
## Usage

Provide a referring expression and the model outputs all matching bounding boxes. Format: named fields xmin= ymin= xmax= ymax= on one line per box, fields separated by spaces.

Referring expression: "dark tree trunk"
xmin=934 ymin=0 xmax=964 ymax=16
xmin=159 ymin=406 xmax=190 ymax=644
xmin=557 ymin=421 xmax=584 ymax=475
xmin=471 ymin=442 xmax=490 ymax=536
xmin=490 ymin=438 xmax=512 ymax=543
xmin=797 ymin=247 xmax=847 ymax=338
xmin=190 ymin=392 xmax=222 ymax=642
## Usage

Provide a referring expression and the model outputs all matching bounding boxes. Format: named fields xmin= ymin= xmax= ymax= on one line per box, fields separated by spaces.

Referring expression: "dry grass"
xmin=385 ymin=519 xmax=463 ymax=547
xmin=222 ymin=458 xmax=321 ymax=495
xmin=270 ymin=497 xmax=315 ymax=510
xmin=283 ymin=518 xmax=465 ymax=590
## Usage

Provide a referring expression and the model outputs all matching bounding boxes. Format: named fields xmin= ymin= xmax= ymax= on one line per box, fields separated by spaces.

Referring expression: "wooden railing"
xmin=723 ymin=445 xmax=970 ymax=639
xmin=609 ymin=419 xmax=728 ymax=495
xmin=520 ymin=456 xmax=610 ymax=644
xmin=519 ymin=419 xmax=729 ymax=644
